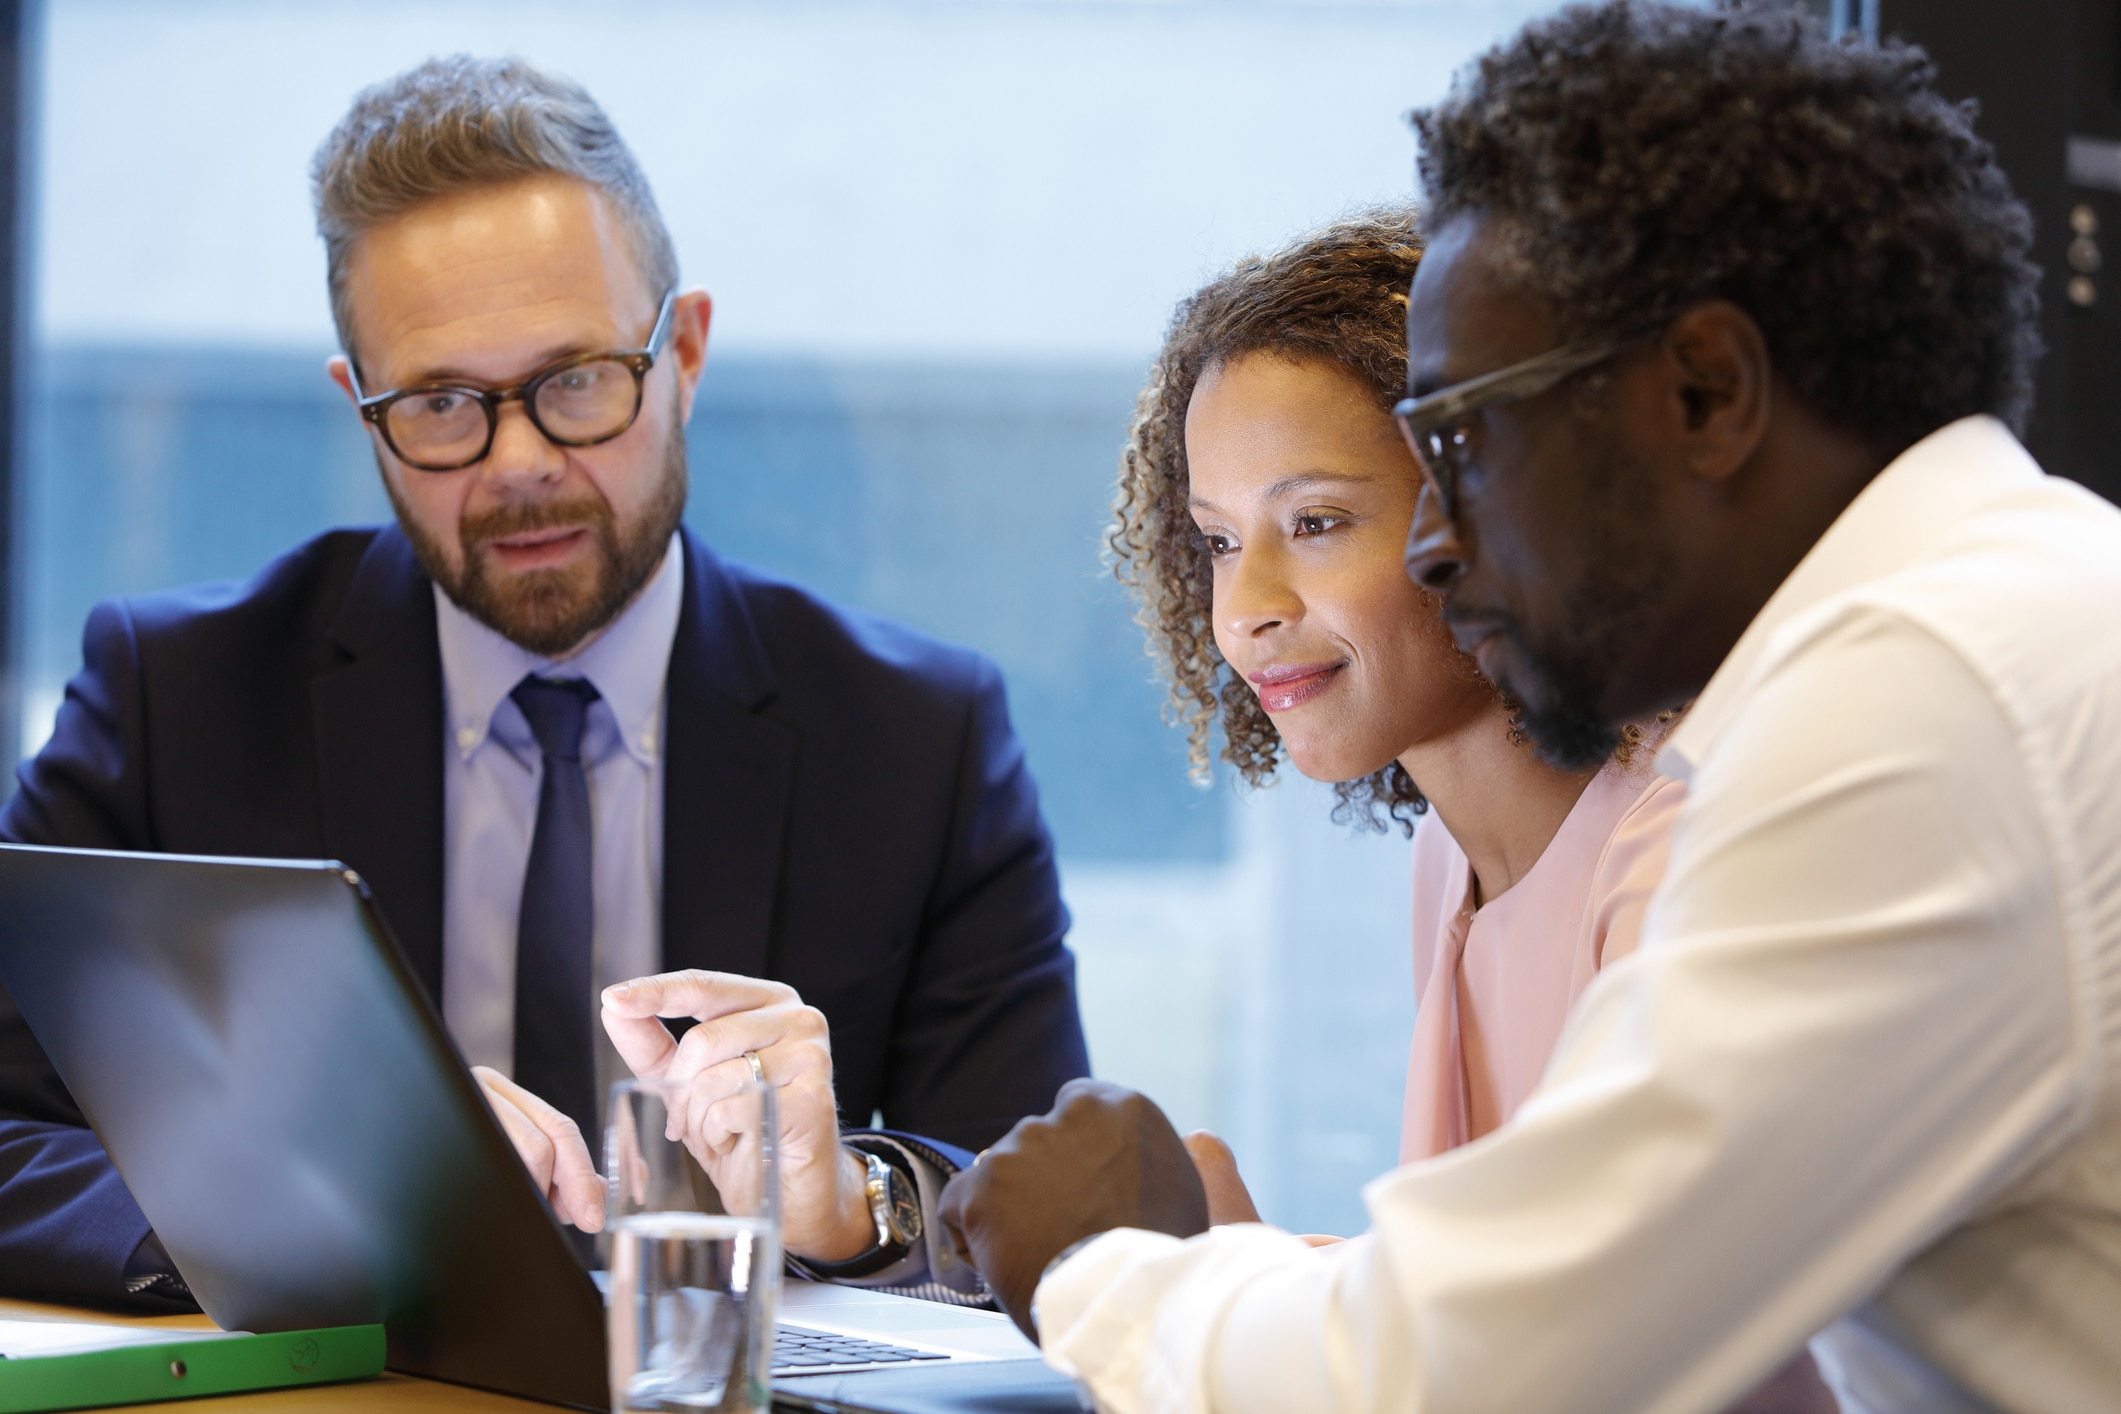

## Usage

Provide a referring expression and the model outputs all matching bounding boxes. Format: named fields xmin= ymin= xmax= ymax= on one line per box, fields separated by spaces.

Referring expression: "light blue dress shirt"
xmin=434 ymin=532 xmax=685 ymax=1096
xmin=433 ymin=531 xmax=985 ymax=1302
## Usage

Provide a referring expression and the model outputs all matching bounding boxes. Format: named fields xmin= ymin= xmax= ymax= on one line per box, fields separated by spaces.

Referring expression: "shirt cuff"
xmin=119 ymin=1230 xmax=196 ymax=1308
xmin=1033 ymin=1224 xmax=1318 ymax=1414
xmin=786 ymin=1131 xmax=990 ymax=1305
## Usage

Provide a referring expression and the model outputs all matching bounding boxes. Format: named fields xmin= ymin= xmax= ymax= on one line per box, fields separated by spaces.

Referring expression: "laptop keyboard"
xmin=772 ymin=1322 xmax=955 ymax=1374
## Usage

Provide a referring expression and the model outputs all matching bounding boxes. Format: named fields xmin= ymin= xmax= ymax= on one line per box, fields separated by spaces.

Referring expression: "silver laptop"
xmin=775 ymin=1282 xmax=1083 ymax=1412
xmin=0 ymin=844 xmax=1073 ymax=1412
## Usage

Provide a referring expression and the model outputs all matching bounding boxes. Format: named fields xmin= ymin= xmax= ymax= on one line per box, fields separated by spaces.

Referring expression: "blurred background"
xmin=6 ymin=0 xmax=2109 ymax=1236
xmin=19 ymin=0 xmax=1571 ymax=1236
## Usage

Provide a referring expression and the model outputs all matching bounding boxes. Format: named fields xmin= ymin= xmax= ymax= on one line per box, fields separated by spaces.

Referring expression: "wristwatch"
xmin=796 ymin=1146 xmax=923 ymax=1279
xmin=861 ymin=1148 xmax=924 ymax=1251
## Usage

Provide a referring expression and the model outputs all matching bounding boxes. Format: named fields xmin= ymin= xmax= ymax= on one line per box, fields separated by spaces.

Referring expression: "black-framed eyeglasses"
xmin=1392 ymin=329 xmax=1650 ymax=520
xmin=349 ymin=290 xmax=677 ymax=472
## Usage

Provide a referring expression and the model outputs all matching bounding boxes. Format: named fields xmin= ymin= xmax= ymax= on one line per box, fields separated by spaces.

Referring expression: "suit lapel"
xmin=312 ymin=528 xmax=448 ymax=1000
xmin=660 ymin=532 xmax=793 ymax=982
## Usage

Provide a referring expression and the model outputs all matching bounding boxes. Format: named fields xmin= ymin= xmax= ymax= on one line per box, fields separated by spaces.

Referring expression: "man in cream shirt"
xmin=939 ymin=5 xmax=2121 ymax=1412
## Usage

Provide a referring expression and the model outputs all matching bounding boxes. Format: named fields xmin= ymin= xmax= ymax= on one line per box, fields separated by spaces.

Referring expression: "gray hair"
xmin=311 ymin=55 xmax=679 ymax=368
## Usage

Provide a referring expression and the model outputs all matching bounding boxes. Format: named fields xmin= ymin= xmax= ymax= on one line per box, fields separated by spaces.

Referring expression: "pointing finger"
xmin=474 ymin=1066 xmax=556 ymax=1196
xmin=476 ymin=1066 xmax=605 ymax=1231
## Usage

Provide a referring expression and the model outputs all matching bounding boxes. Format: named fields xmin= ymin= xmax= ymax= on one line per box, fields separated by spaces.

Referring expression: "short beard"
xmin=1508 ymin=651 xmax=1625 ymax=770
xmin=388 ymin=424 xmax=689 ymax=657
xmin=1487 ymin=437 xmax=1672 ymax=771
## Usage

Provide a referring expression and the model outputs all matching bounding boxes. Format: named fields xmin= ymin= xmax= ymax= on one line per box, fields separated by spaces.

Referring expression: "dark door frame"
xmin=0 ymin=0 xmax=30 ymax=789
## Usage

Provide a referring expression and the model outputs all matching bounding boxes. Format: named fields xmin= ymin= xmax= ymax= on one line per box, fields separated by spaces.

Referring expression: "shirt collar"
xmin=434 ymin=529 xmax=686 ymax=768
xmin=1656 ymin=414 xmax=2043 ymax=784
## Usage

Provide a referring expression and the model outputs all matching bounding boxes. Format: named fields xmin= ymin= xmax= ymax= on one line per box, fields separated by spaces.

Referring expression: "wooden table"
xmin=0 ymin=1297 xmax=554 ymax=1412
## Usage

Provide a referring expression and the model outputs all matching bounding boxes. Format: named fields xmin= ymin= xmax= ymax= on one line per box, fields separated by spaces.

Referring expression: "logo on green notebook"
xmin=287 ymin=1336 xmax=321 ymax=1374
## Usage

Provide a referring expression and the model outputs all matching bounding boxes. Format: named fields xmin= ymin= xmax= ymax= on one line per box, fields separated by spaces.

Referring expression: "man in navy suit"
xmin=0 ymin=56 xmax=1087 ymax=1307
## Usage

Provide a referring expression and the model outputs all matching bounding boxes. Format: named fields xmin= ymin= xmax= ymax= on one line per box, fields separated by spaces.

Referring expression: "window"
xmin=31 ymin=0 xmax=1554 ymax=1233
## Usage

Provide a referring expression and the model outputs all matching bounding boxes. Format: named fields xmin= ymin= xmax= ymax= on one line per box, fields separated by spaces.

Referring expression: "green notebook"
xmin=0 ymin=1321 xmax=385 ymax=1412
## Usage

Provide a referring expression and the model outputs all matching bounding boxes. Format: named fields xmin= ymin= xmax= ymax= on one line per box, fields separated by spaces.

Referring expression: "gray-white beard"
xmin=386 ymin=425 xmax=688 ymax=656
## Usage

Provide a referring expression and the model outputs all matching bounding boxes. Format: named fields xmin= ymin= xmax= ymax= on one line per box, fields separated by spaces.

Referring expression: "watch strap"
xmin=792 ymin=1147 xmax=916 ymax=1279
xmin=786 ymin=1131 xmax=993 ymax=1305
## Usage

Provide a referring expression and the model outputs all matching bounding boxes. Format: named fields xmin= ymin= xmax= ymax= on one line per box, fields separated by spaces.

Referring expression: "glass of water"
xmin=605 ymin=1076 xmax=781 ymax=1414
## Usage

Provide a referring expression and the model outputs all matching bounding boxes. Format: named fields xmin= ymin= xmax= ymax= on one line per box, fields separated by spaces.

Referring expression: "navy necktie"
xmin=511 ymin=676 xmax=602 ymax=1149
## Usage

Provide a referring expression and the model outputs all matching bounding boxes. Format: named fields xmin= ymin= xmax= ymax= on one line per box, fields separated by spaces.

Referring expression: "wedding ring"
xmin=743 ymin=1050 xmax=766 ymax=1084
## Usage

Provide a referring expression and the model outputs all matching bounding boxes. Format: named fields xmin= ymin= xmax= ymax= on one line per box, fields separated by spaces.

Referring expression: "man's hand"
xmin=472 ymin=1066 xmax=605 ymax=1232
xmin=602 ymin=971 xmax=876 ymax=1262
xmin=938 ymin=1079 xmax=1208 ymax=1341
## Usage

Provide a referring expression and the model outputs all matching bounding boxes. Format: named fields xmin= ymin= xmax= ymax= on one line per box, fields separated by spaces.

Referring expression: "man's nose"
xmin=480 ymin=399 xmax=568 ymax=486
xmin=1404 ymin=486 xmax=1469 ymax=592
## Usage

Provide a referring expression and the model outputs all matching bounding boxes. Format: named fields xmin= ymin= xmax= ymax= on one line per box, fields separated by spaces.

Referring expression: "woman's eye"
xmin=1190 ymin=527 xmax=1236 ymax=557
xmin=1292 ymin=513 xmax=1344 ymax=537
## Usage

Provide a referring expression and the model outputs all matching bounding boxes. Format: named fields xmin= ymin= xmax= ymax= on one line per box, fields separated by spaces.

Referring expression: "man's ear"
xmin=326 ymin=354 xmax=359 ymax=406
xmin=670 ymin=289 xmax=714 ymax=426
xmin=1659 ymin=300 xmax=1771 ymax=485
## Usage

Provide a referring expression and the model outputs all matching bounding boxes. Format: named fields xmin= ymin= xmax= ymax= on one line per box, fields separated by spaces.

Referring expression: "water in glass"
xmin=606 ymin=1078 xmax=779 ymax=1414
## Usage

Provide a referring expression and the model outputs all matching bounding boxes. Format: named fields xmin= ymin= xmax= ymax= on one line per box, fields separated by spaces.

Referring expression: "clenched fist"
xmin=939 ymin=1079 xmax=1208 ymax=1341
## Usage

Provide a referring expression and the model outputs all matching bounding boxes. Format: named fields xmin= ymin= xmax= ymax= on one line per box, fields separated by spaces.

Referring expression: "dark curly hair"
xmin=1108 ymin=209 xmax=1436 ymax=835
xmin=1410 ymin=0 xmax=2042 ymax=454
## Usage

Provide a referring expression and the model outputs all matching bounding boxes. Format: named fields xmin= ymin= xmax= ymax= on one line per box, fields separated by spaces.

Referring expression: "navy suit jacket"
xmin=0 ymin=525 xmax=1087 ymax=1305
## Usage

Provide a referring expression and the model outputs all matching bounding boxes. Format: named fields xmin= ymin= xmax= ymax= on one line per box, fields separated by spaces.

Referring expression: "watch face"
xmin=886 ymin=1167 xmax=923 ymax=1245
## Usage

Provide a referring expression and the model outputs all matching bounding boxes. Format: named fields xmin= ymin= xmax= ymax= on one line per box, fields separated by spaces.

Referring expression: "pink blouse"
xmin=1400 ymin=761 xmax=1686 ymax=1162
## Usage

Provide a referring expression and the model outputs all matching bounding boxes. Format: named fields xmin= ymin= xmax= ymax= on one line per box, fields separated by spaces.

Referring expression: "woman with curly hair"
xmin=1109 ymin=206 xmax=1687 ymax=1174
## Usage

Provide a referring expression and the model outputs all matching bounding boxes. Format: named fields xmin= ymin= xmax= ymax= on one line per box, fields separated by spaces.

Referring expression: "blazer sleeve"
xmin=875 ymin=657 xmax=1089 ymax=1152
xmin=0 ymin=599 xmax=171 ymax=1305
xmin=3 ymin=599 xmax=155 ymax=850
